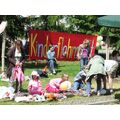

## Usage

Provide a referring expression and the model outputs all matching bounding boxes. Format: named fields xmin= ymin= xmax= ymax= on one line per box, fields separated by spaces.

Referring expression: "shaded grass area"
xmin=0 ymin=61 xmax=120 ymax=105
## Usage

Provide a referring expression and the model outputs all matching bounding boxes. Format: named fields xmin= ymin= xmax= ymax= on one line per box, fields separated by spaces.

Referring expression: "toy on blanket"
xmin=44 ymin=93 xmax=57 ymax=101
xmin=60 ymin=81 xmax=72 ymax=91
xmin=15 ymin=95 xmax=34 ymax=102
xmin=15 ymin=94 xmax=46 ymax=102
xmin=0 ymin=86 xmax=15 ymax=100
xmin=44 ymin=93 xmax=67 ymax=101
xmin=34 ymin=95 xmax=46 ymax=102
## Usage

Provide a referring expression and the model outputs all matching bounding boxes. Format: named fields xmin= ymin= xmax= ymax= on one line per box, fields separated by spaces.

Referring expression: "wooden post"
xmin=1 ymin=31 xmax=6 ymax=72
xmin=106 ymin=36 xmax=110 ymax=60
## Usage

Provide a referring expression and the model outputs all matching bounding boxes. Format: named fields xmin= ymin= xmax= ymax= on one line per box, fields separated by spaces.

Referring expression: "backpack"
xmin=37 ymin=70 xmax=48 ymax=78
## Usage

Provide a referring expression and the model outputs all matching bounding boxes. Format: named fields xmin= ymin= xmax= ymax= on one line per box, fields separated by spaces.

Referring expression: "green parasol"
xmin=98 ymin=15 xmax=120 ymax=28
xmin=97 ymin=15 xmax=120 ymax=59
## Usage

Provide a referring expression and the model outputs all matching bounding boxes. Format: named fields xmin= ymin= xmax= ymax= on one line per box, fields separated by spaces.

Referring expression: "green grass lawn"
xmin=0 ymin=61 xmax=120 ymax=105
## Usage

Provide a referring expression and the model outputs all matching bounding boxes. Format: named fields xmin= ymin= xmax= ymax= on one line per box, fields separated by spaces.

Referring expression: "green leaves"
xmin=0 ymin=15 xmax=120 ymax=49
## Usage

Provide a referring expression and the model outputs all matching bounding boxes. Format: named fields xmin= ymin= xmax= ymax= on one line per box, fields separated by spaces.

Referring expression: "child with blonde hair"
xmin=45 ymin=74 xmax=69 ymax=93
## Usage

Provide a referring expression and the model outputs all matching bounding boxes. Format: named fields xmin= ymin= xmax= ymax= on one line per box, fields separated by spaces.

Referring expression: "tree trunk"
xmin=1 ymin=31 xmax=6 ymax=72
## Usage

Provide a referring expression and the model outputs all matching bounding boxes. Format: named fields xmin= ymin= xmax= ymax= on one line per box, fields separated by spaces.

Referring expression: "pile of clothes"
xmin=0 ymin=86 xmax=15 ymax=100
xmin=14 ymin=93 xmax=67 ymax=103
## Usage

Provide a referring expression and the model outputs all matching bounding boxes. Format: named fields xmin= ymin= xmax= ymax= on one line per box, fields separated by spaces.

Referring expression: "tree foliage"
xmin=0 ymin=15 xmax=27 ymax=40
xmin=0 ymin=15 xmax=120 ymax=48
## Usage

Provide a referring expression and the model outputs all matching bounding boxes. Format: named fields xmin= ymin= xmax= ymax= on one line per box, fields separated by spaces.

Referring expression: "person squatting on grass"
xmin=105 ymin=60 xmax=118 ymax=93
xmin=47 ymin=45 xmax=57 ymax=75
xmin=6 ymin=40 xmax=25 ymax=93
xmin=28 ymin=71 xmax=44 ymax=95
xmin=85 ymin=50 xmax=106 ymax=96
xmin=45 ymin=74 xmax=69 ymax=93
xmin=77 ymin=39 xmax=91 ymax=70
xmin=72 ymin=70 xmax=87 ymax=91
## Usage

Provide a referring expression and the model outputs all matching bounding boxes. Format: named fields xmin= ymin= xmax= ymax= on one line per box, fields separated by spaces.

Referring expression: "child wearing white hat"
xmin=28 ymin=71 xmax=43 ymax=95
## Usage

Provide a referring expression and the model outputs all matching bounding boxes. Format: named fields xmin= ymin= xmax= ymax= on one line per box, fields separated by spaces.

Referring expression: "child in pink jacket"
xmin=28 ymin=71 xmax=43 ymax=95
xmin=45 ymin=74 xmax=69 ymax=93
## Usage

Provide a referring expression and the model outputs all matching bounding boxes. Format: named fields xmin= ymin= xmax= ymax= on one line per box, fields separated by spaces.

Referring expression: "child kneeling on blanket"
xmin=28 ymin=71 xmax=44 ymax=95
xmin=45 ymin=74 xmax=69 ymax=93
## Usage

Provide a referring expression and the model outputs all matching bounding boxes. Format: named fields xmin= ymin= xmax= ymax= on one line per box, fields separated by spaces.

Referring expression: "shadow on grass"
xmin=114 ymin=88 xmax=120 ymax=100
xmin=115 ymin=94 xmax=120 ymax=100
xmin=24 ymin=62 xmax=47 ymax=69
xmin=0 ymin=99 xmax=13 ymax=103
xmin=113 ymin=88 xmax=120 ymax=92
xmin=56 ymin=69 xmax=62 ymax=73
xmin=24 ymin=62 xmax=60 ymax=70
xmin=21 ymin=88 xmax=28 ymax=93
xmin=58 ymin=65 xmax=66 ymax=67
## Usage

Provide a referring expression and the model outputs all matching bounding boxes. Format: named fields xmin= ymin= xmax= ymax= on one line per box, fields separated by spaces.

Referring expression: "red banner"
xmin=29 ymin=30 xmax=97 ymax=61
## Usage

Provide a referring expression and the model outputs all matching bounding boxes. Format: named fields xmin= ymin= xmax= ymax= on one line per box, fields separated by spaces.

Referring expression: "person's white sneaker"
xmin=110 ymin=89 xmax=113 ymax=93
xmin=97 ymin=91 xmax=101 ymax=96
xmin=53 ymin=70 xmax=56 ymax=74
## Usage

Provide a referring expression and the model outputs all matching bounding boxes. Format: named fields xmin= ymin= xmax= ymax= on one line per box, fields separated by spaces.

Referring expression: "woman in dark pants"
xmin=86 ymin=74 xmax=106 ymax=96
xmin=6 ymin=40 xmax=25 ymax=93
xmin=85 ymin=50 xmax=106 ymax=96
